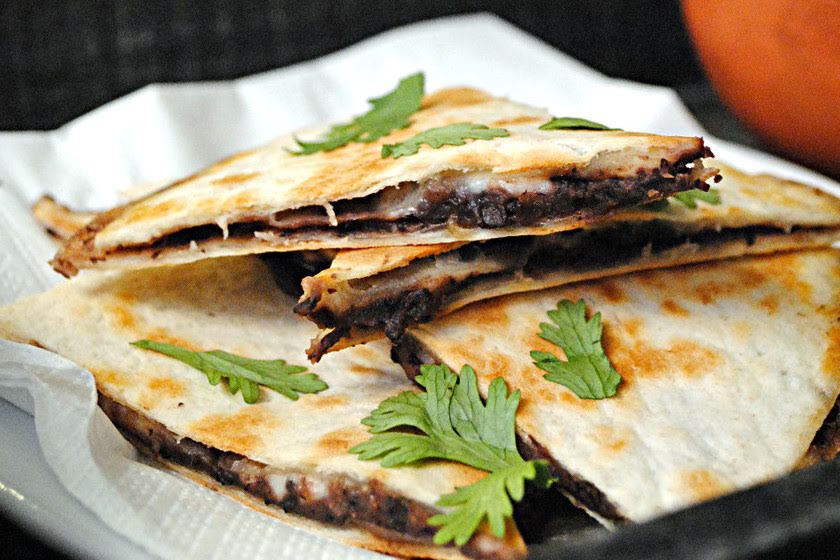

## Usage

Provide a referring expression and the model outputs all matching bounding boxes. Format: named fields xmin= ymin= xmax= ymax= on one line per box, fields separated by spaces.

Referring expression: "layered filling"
xmin=297 ymin=223 xmax=839 ymax=360
xmin=98 ymin=394 xmax=519 ymax=560
xmin=175 ymin=160 xmax=710 ymax=240
xmin=54 ymin=155 xmax=712 ymax=276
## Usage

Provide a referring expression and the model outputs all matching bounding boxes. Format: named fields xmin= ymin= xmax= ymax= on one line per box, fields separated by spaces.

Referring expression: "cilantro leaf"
xmin=352 ymin=364 xmax=519 ymax=471
xmin=429 ymin=460 xmax=553 ymax=546
xmin=672 ymin=187 xmax=722 ymax=209
xmin=291 ymin=73 xmax=425 ymax=155
xmin=530 ymin=299 xmax=622 ymax=399
xmin=640 ymin=188 xmax=723 ymax=212
xmin=351 ymin=363 xmax=552 ymax=545
xmin=130 ymin=340 xmax=328 ymax=403
xmin=539 ymin=117 xmax=618 ymax=131
xmin=639 ymin=188 xmax=722 ymax=212
xmin=381 ymin=122 xmax=510 ymax=159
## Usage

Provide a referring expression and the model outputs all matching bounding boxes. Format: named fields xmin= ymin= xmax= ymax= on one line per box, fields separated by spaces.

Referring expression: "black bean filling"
xmin=299 ymin=224 xmax=809 ymax=361
xmin=97 ymin=394 xmax=511 ymax=557
xmin=144 ymin=159 xmax=707 ymax=255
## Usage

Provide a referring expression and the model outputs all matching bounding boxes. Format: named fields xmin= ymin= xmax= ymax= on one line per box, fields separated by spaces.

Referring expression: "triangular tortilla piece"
xmin=0 ymin=257 xmax=525 ymax=560
xmin=299 ymin=162 xmax=840 ymax=360
xmin=52 ymin=87 xmax=714 ymax=276
xmin=395 ymin=250 xmax=840 ymax=523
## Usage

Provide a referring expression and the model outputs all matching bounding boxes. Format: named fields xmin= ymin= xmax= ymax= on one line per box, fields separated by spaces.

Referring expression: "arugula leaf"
xmin=290 ymin=73 xmax=425 ymax=155
xmin=381 ymin=122 xmax=510 ymax=159
xmin=530 ymin=299 xmax=621 ymax=399
xmin=672 ymin=187 xmax=722 ymax=209
xmin=539 ymin=117 xmax=618 ymax=131
xmin=351 ymin=363 xmax=552 ymax=545
xmin=130 ymin=340 xmax=328 ymax=403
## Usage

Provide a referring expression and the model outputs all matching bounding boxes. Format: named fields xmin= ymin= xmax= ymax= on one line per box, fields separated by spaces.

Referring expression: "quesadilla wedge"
xmin=51 ymin=83 xmax=715 ymax=277
xmin=0 ymin=257 xmax=527 ymax=559
xmin=393 ymin=250 xmax=840 ymax=524
xmin=31 ymin=195 xmax=336 ymax=299
xmin=298 ymin=162 xmax=840 ymax=360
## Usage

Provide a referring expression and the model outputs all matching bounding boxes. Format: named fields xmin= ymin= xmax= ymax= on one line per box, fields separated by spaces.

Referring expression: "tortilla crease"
xmin=399 ymin=250 xmax=840 ymax=523
xmin=52 ymin=86 xmax=712 ymax=276
xmin=0 ymin=257 xmax=525 ymax=560
xmin=299 ymin=162 xmax=840 ymax=356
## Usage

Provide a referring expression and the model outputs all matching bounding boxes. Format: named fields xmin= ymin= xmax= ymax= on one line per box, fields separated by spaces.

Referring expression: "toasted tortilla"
xmin=394 ymin=250 xmax=840 ymax=523
xmin=32 ymin=196 xmax=97 ymax=241
xmin=52 ymin=87 xmax=714 ymax=276
xmin=298 ymin=162 xmax=840 ymax=360
xmin=0 ymin=257 xmax=526 ymax=560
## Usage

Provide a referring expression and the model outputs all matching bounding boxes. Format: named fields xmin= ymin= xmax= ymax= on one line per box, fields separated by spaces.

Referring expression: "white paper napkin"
xmin=0 ymin=12 xmax=838 ymax=560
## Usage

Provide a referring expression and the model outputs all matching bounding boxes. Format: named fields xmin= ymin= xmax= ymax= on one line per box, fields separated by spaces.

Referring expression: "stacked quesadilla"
xmin=3 ymin=74 xmax=840 ymax=558
xmin=297 ymin=162 xmax=840 ymax=359
xmin=50 ymin=79 xmax=715 ymax=277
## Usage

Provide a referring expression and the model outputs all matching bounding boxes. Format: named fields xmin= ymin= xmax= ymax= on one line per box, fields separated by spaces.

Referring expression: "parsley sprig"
xmin=530 ymin=299 xmax=622 ymax=399
xmin=350 ymin=363 xmax=552 ymax=546
xmin=130 ymin=340 xmax=327 ymax=403
xmin=290 ymin=73 xmax=425 ymax=155
xmin=539 ymin=116 xmax=618 ymax=131
xmin=381 ymin=122 xmax=510 ymax=159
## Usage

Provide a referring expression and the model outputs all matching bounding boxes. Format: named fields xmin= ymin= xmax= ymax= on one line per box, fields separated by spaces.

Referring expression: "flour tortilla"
xmin=0 ymin=257 xmax=525 ymax=559
xmin=299 ymin=162 xmax=840 ymax=359
xmin=52 ymin=86 xmax=713 ymax=276
xmin=395 ymin=250 xmax=840 ymax=523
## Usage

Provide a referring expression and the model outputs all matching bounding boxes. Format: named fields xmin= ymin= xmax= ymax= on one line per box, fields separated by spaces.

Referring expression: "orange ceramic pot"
xmin=682 ymin=0 xmax=840 ymax=176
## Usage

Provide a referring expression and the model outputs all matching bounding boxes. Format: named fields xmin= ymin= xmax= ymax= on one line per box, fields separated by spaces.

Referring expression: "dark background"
xmin=0 ymin=0 xmax=776 ymax=558
xmin=0 ymin=0 xmax=760 ymax=147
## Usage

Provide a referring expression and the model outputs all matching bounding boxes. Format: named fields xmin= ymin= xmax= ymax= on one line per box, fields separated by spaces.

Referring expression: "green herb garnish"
xmin=672 ymin=187 xmax=722 ymax=209
xmin=290 ymin=72 xmax=425 ymax=155
xmin=642 ymin=188 xmax=722 ymax=212
xmin=530 ymin=299 xmax=621 ymax=399
xmin=130 ymin=340 xmax=327 ymax=403
xmin=539 ymin=117 xmax=618 ymax=131
xmin=381 ymin=122 xmax=510 ymax=159
xmin=350 ymin=363 xmax=553 ymax=545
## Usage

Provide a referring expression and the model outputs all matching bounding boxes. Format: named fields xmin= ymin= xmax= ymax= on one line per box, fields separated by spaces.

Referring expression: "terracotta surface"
xmin=683 ymin=0 xmax=840 ymax=176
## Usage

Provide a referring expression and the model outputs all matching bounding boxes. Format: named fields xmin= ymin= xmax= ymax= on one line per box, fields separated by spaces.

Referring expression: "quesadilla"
xmin=51 ymin=85 xmax=715 ymax=277
xmin=32 ymin=195 xmax=335 ymax=298
xmin=298 ymin=162 xmax=840 ymax=360
xmin=393 ymin=250 xmax=840 ymax=523
xmin=0 ymin=257 xmax=526 ymax=559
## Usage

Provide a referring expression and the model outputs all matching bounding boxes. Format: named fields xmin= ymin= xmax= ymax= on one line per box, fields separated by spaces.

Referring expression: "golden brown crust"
xmin=32 ymin=196 xmax=96 ymax=241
